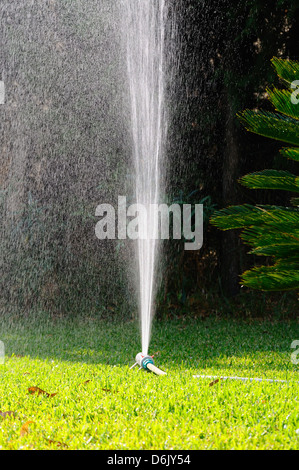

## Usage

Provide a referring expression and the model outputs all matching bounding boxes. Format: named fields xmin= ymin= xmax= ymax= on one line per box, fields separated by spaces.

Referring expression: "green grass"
xmin=0 ymin=314 xmax=298 ymax=450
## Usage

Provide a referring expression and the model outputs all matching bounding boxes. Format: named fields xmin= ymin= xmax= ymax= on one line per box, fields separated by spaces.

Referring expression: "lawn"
xmin=0 ymin=314 xmax=298 ymax=450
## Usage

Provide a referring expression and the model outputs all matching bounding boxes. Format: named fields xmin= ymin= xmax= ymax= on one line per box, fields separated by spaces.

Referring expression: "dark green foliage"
xmin=211 ymin=58 xmax=299 ymax=292
xmin=240 ymin=170 xmax=299 ymax=193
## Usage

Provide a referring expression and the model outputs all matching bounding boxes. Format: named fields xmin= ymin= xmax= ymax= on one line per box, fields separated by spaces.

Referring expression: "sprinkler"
xmin=130 ymin=353 xmax=166 ymax=376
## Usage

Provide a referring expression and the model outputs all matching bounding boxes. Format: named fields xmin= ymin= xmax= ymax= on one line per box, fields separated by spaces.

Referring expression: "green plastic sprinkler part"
xmin=130 ymin=352 xmax=166 ymax=376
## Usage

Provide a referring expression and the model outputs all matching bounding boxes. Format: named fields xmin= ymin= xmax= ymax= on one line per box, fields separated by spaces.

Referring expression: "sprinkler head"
xmin=136 ymin=353 xmax=154 ymax=370
xmin=130 ymin=352 xmax=154 ymax=371
xmin=130 ymin=353 xmax=166 ymax=376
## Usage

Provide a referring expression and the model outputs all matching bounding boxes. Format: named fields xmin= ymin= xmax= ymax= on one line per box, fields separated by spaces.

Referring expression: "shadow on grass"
xmin=1 ymin=315 xmax=298 ymax=376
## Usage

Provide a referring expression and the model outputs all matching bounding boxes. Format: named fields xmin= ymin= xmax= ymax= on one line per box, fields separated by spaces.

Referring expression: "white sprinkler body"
xmin=130 ymin=353 xmax=166 ymax=376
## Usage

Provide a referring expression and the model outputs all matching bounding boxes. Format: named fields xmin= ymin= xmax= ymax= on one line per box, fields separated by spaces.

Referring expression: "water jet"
xmin=120 ymin=0 xmax=174 ymax=358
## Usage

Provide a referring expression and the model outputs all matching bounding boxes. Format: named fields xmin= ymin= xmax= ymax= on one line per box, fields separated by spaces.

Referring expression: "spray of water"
xmin=120 ymin=0 xmax=169 ymax=355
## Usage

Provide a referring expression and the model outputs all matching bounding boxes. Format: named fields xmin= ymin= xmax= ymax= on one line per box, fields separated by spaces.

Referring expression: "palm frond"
xmin=239 ymin=170 xmax=299 ymax=193
xmin=241 ymin=264 xmax=299 ymax=291
xmin=280 ymin=147 xmax=299 ymax=162
xmin=271 ymin=57 xmax=299 ymax=85
xmin=213 ymin=58 xmax=299 ymax=292
xmin=267 ymin=87 xmax=299 ymax=120
xmin=210 ymin=204 xmax=299 ymax=230
xmin=241 ymin=225 xmax=299 ymax=253
xmin=238 ymin=110 xmax=299 ymax=146
xmin=249 ymin=244 xmax=299 ymax=258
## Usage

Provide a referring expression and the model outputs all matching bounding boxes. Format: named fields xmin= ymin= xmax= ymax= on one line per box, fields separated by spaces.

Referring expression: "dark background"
xmin=162 ymin=0 xmax=299 ymax=317
xmin=1 ymin=0 xmax=298 ymax=319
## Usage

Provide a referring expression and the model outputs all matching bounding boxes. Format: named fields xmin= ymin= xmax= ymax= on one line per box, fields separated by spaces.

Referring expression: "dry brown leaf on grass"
xmin=28 ymin=386 xmax=57 ymax=398
xmin=102 ymin=388 xmax=119 ymax=394
xmin=209 ymin=379 xmax=222 ymax=387
xmin=0 ymin=411 xmax=16 ymax=418
xmin=79 ymin=380 xmax=91 ymax=386
xmin=48 ymin=439 xmax=68 ymax=448
xmin=20 ymin=420 xmax=35 ymax=436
